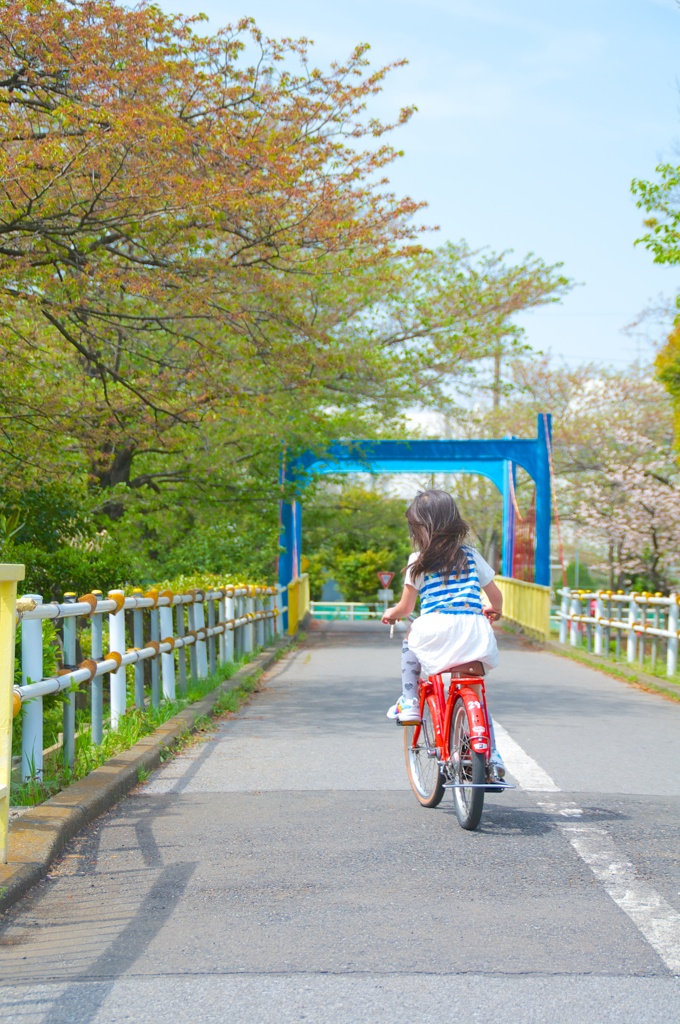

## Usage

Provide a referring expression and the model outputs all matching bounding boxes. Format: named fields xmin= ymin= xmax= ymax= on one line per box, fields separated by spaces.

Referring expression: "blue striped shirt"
xmin=405 ymin=546 xmax=494 ymax=616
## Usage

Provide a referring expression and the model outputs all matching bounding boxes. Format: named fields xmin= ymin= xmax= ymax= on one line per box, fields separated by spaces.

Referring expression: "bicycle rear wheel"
xmin=403 ymin=699 xmax=445 ymax=808
xmin=450 ymin=697 xmax=485 ymax=831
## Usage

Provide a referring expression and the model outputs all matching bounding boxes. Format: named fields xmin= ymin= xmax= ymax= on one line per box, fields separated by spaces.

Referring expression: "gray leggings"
xmin=401 ymin=639 xmax=421 ymax=698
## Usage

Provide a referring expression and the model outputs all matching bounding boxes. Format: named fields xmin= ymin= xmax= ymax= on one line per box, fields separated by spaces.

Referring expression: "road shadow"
xmin=439 ymin=799 xmax=631 ymax=837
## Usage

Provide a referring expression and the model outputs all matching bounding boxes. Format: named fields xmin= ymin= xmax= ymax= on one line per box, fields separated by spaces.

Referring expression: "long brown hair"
xmin=406 ymin=490 xmax=470 ymax=583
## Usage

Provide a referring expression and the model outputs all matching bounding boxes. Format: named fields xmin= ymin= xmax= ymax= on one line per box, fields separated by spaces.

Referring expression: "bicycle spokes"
xmin=403 ymin=701 xmax=445 ymax=808
xmin=401 ymin=674 xmax=513 ymax=827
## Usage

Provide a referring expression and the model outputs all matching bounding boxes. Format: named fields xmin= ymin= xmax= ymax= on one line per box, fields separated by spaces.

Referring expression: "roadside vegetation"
xmin=0 ymin=0 xmax=678 ymax=599
xmin=0 ymin=0 xmax=568 ymax=593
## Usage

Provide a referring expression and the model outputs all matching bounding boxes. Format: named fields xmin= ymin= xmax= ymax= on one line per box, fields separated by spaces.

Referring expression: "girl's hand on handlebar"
xmin=483 ymin=608 xmax=502 ymax=623
xmin=381 ymin=607 xmax=400 ymax=625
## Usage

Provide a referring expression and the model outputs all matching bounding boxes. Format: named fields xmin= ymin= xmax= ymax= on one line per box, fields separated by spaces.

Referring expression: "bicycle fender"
xmin=458 ymin=686 xmax=489 ymax=754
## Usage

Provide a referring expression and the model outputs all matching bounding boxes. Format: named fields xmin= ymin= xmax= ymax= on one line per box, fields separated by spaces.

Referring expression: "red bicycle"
xmin=402 ymin=660 xmax=514 ymax=831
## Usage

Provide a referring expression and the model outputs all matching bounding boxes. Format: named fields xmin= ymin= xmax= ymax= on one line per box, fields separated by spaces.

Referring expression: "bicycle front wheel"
xmin=403 ymin=698 xmax=445 ymax=808
xmin=450 ymin=698 xmax=485 ymax=831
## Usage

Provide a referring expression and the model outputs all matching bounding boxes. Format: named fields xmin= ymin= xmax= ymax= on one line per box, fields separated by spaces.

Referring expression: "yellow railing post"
xmin=0 ymin=563 xmax=25 ymax=863
xmin=287 ymin=574 xmax=310 ymax=635
xmin=287 ymin=579 xmax=299 ymax=636
xmin=496 ymin=576 xmax=551 ymax=642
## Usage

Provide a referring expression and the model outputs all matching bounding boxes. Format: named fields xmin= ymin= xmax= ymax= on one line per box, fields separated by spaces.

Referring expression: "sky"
xmin=160 ymin=0 xmax=680 ymax=368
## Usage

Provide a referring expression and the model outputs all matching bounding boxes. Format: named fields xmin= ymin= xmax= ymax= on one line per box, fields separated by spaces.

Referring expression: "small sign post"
xmin=377 ymin=572 xmax=395 ymax=615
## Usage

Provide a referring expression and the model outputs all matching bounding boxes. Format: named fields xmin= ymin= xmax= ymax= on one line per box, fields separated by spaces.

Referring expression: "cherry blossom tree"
xmin=437 ymin=359 xmax=680 ymax=589
xmin=573 ymin=429 xmax=680 ymax=590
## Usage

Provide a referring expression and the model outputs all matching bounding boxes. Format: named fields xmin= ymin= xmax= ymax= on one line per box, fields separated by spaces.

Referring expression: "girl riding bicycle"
xmin=381 ymin=488 xmax=506 ymax=778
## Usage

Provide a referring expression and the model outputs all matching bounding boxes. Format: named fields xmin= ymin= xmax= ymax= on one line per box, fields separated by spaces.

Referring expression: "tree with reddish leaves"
xmin=0 ymin=1 xmax=569 ymax=576
xmin=0 ymin=1 xmax=422 ymax=481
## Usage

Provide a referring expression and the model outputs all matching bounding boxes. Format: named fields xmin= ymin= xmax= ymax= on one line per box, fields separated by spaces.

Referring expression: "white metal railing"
xmin=556 ymin=587 xmax=679 ymax=677
xmin=11 ymin=583 xmax=286 ymax=786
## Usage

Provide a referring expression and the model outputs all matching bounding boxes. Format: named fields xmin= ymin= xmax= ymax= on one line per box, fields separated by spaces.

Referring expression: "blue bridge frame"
xmin=279 ymin=413 xmax=552 ymax=592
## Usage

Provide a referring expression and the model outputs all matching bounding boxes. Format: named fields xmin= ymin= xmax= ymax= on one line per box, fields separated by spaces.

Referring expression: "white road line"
xmin=566 ymin=825 xmax=680 ymax=975
xmin=494 ymin=719 xmax=680 ymax=975
xmin=492 ymin=721 xmax=559 ymax=791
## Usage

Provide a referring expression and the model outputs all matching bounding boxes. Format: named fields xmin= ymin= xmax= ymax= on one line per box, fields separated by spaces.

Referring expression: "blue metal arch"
xmin=303 ymin=458 xmax=507 ymax=493
xmin=279 ymin=414 xmax=552 ymax=593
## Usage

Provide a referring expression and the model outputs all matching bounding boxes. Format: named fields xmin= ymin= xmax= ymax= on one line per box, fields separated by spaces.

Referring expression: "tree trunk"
xmin=92 ymin=444 xmax=136 ymax=520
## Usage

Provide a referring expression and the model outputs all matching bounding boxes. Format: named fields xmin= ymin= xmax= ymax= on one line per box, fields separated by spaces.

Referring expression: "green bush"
xmin=302 ymin=481 xmax=410 ymax=601
xmin=331 ymin=548 xmax=398 ymax=602
xmin=8 ymin=541 xmax=137 ymax=600
xmin=149 ymin=570 xmax=267 ymax=592
xmin=304 ymin=552 xmax=332 ymax=601
xmin=565 ymin=561 xmax=596 ymax=590
xmin=102 ymin=500 xmax=281 ymax=585
xmin=0 ymin=482 xmax=97 ymax=552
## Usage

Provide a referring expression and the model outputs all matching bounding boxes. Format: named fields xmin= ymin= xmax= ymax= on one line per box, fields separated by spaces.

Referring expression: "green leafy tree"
xmin=632 ymin=162 xmax=680 ymax=444
xmin=632 ymin=165 xmax=680 ymax=267
xmin=331 ymin=549 xmax=396 ymax=603
xmin=0 ymin=0 xmax=571 ymax=592
xmin=655 ymin=325 xmax=680 ymax=443
xmin=303 ymin=481 xmax=411 ymax=598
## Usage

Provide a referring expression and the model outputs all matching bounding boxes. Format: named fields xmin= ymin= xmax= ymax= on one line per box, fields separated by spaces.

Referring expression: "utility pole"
xmin=493 ymin=346 xmax=502 ymax=410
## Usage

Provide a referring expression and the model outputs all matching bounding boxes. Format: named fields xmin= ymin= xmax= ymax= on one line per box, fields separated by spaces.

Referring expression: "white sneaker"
xmin=386 ymin=696 xmax=421 ymax=724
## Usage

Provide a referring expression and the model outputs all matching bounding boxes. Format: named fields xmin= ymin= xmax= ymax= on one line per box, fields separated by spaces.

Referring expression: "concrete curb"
xmin=0 ymin=636 xmax=297 ymax=915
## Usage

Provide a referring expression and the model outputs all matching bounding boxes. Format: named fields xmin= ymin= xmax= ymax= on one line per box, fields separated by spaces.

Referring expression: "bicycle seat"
xmin=442 ymin=660 xmax=485 ymax=678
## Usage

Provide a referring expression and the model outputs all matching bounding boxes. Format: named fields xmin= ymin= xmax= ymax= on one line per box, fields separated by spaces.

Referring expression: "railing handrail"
xmin=16 ymin=584 xmax=278 ymax=622
xmin=1 ymin=566 xmax=301 ymax=863
xmin=286 ymin=574 xmax=310 ymax=635
xmin=557 ymin=586 xmax=676 ymax=606
xmin=496 ymin=575 xmax=551 ymax=593
xmin=556 ymin=585 xmax=679 ymax=677
xmin=14 ymin=610 xmax=277 ymax=703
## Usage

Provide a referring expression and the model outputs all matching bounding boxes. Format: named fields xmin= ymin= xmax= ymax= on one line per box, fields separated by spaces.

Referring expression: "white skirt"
xmin=407 ymin=612 xmax=498 ymax=677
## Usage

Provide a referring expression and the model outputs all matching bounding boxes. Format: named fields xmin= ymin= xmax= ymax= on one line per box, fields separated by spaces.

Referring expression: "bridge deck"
xmin=1 ymin=624 xmax=679 ymax=1022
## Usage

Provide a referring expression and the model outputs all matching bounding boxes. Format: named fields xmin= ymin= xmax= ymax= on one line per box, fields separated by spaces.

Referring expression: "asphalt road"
xmin=1 ymin=622 xmax=679 ymax=1023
